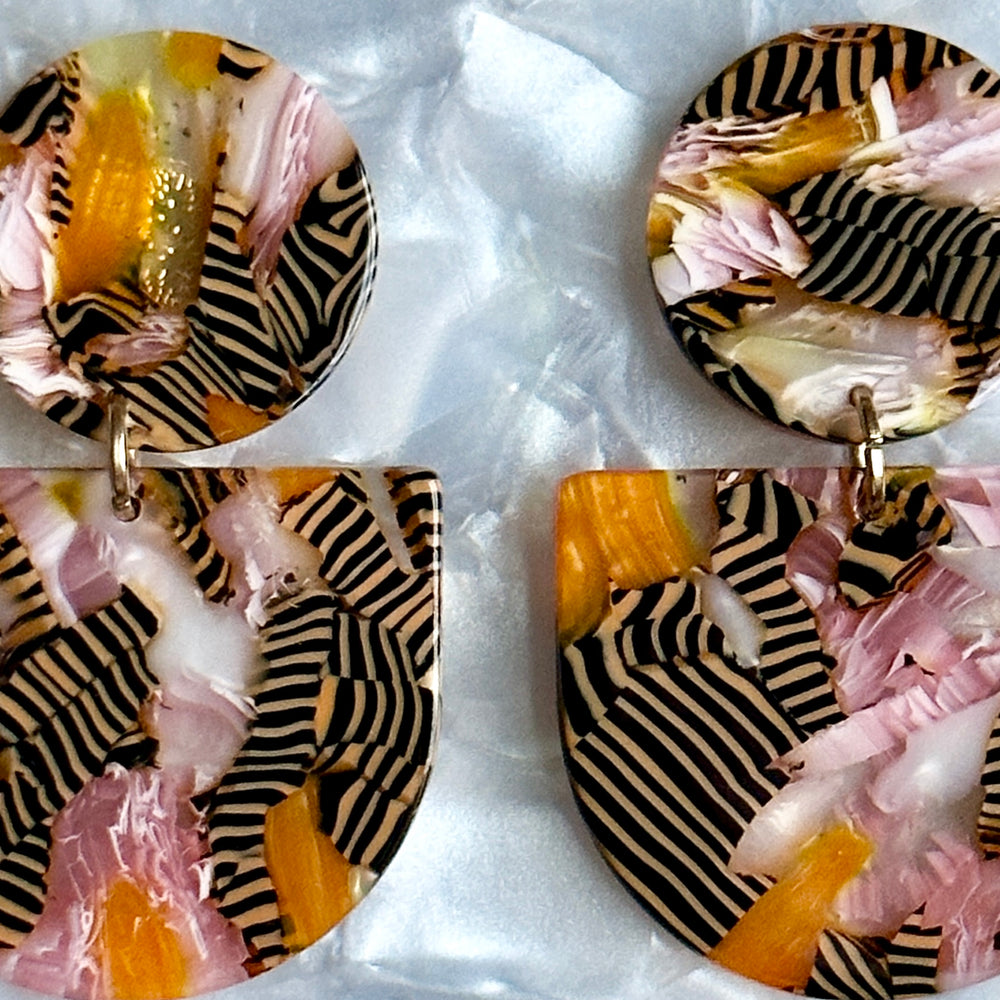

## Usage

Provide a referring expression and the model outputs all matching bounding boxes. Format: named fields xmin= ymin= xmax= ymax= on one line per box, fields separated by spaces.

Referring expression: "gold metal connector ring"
xmin=848 ymin=385 xmax=885 ymax=521
xmin=109 ymin=394 xmax=140 ymax=522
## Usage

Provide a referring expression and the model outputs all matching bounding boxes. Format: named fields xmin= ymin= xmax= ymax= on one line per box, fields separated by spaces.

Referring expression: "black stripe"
xmin=561 ymin=571 xmax=805 ymax=953
xmin=217 ymin=40 xmax=269 ymax=80
xmin=684 ymin=26 xmax=963 ymax=124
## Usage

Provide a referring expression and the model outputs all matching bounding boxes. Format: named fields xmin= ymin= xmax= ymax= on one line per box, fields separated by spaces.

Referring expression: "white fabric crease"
xmin=0 ymin=2 xmax=999 ymax=999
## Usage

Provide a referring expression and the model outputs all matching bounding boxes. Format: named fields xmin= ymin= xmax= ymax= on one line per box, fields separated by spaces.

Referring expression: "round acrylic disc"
xmin=0 ymin=31 xmax=376 ymax=451
xmin=648 ymin=24 xmax=1000 ymax=442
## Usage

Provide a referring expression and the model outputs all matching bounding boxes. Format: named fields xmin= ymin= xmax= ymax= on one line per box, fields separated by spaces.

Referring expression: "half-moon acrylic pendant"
xmin=0 ymin=31 xmax=440 ymax=999
xmin=559 ymin=24 xmax=1000 ymax=999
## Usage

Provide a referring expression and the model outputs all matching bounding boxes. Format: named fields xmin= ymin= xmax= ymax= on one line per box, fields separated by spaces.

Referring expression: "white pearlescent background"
xmin=2 ymin=2 xmax=1000 ymax=999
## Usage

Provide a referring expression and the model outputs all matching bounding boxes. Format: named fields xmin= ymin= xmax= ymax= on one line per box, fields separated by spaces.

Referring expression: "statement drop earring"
xmin=0 ymin=31 xmax=440 ymax=999
xmin=558 ymin=23 xmax=1000 ymax=999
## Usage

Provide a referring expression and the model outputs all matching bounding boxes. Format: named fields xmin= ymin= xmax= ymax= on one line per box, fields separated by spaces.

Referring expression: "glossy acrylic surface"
xmin=5 ymin=5 xmax=1000 ymax=1000
xmin=649 ymin=27 xmax=1000 ymax=443
xmin=0 ymin=32 xmax=376 ymax=452
xmin=558 ymin=466 xmax=1000 ymax=997
xmin=0 ymin=465 xmax=439 ymax=999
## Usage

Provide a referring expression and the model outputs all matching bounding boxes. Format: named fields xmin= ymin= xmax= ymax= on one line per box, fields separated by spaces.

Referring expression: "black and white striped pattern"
xmin=838 ymin=477 xmax=952 ymax=608
xmin=37 ymin=159 xmax=374 ymax=451
xmin=42 ymin=283 xmax=151 ymax=369
xmin=145 ymin=469 xmax=239 ymax=603
xmin=886 ymin=909 xmax=941 ymax=995
xmin=0 ymin=824 xmax=51 ymax=948
xmin=111 ymin=191 xmax=261 ymax=448
xmin=104 ymin=725 xmax=158 ymax=770
xmin=208 ymin=584 xmax=329 ymax=970
xmin=562 ymin=576 xmax=802 ymax=954
xmin=186 ymin=193 xmax=289 ymax=410
xmin=48 ymin=150 xmax=72 ymax=228
xmin=113 ymin=332 xmax=243 ymax=451
xmin=0 ymin=587 xmax=159 ymax=851
xmin=946 ymin=322 xmax=1000 ymax=405
xmin=776 ymin=170 xmax=1000 ymax=330
xmin=0 ymin=56 xmax=80 ymax=146
xmin=37 ymin=393 xmax=104 ymax=439
xmin=0 ymin=586 xmax=158 ymax=746
xmin=0 ymin=43 xmax=376 ymax=453
xmin=316 ymin=610 xmax=433 ymax=871
xmin=968 ymin=63 xmax=1000 ymax=99
xmin=0 ymin=511 xmax=58 ymax=654
xmin=262 ymin=160 xmax=376 ymax=388
xmin=217 ymin=40 xmax=270 ymax=81
xmin=686 ymin=24 xmax=966 ymax=123
xmin=978 ymin=706 xmax=1000 ymax=854
xmin=711 ymin=473 xmax=843 ymax=733
xmin=386 ymin=469 xmax=443 ymax=575
xmin=670 ymin=278 xmax=777 ymax=334
xmin=667 ymin=280 xmax=787 ymax=430
xmin=280 ymin=471 xmax=438 ymax=674
xmin=662 ymin=28 xmax=1000 ymax=441
xmin=608 ymin=579 xmax=733 ymax=675
xmin=670 ymin=299 xmax=1000 ymax=439
xmin=674 ymin=313 xmax=784 ymax=426
xmin=806 ymin=931 xmax=891 ymax=1000
xmin=210 ymin=468 xmax=439 ymax=964
xmin=4 ymin=60 xmax=82 ymax=235
xmin=0 ymin=587 xmax=158 ymax=945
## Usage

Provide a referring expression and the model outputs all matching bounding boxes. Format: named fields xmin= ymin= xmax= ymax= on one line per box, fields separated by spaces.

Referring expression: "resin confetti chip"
xmin=648 ymin=24 xmax=1000 ymax=442
xmin=0 ymin=31 xmax=376 ymax=451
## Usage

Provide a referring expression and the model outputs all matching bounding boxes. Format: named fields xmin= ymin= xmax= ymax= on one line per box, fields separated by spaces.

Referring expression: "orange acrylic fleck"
xmin=719 ymin=103 xmax=879 ymax=196
xmin=55 ymin=91 xmax=156 ymax=301
xmin=708 ymin=824 xmax=873 ymax=990
xmin=646 ymin=198 xmax=680 ymax=260
xmin=165 ymin=33 xmax=224 ymax=89
xmin=204 ymin=395 xmax=271 ymax=443
xmin=269 ymin=468 xmax=337 ymax=505
xmin=0 ymin=140 xmax=21 ymax=172
xmin=264 ymin=775 xmax=355 ymax=951
xmin=556 ymin=471 xmax=701 ymax=643
xmin=97 ymin=878 xmax=188 ymax=999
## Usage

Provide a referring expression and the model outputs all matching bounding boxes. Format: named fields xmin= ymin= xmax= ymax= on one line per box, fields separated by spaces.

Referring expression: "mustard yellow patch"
xmin=165 ymin=32 xmax=224 ymax=90
xmin=557 ymin=471 xmax=701 ymax=644
xmin=0 ymin=140 xmax=22 ymax=172
xmin=55 ymin=91 xmax=155 ymax=300
xmin=269 ymin=468 xmax=338 ymax=505
xmin=264 ymin=775 xmax=355 ymax=951
xmin=720 ymin=103 xmax=878 ymax=196
xmin=204 ymin=395 xmax=271 ymax=443
xmin=709 ymin=824 xmax=872 ymax=990
xmin=97 ymin=878 xmax=188 ymax=999
xmin=48 ymin=476 xmax=85 ymax=519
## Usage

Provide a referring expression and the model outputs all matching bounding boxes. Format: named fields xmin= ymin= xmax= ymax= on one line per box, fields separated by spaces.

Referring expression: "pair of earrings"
xmin=0 ymin=19 xmax=996 ymax=1000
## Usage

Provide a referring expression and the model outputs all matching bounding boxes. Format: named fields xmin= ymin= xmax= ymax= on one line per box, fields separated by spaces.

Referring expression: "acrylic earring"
xmin=558 ymin=23 xmax=1000 ymax=999
xmin=0 ymin=31 xmax=440 ymax=999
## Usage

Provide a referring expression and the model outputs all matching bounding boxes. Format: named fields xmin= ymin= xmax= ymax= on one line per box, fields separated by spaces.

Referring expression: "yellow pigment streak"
xmin=264 ymin=775 xmax=355 ymax=951
xmin=165 ymin=32 xmax=224 ymax=89
xmin=709 ymin=824 xmax=872 ymax=990
xmin=97 ymin=878 xmax=188 ymax=999
xmin=56 ymin=91 xmax=156 ymax=301
xmin=556 ymin=471 xmax=700 ymax=643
